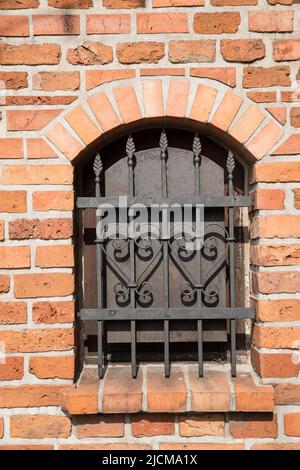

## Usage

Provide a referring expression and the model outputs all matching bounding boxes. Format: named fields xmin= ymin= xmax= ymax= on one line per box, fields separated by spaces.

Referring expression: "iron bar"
xmin=227 ymin=150 xmax=237 ymax=377
xmin=127 ymin=136 xmax=137 ymax=378
xmin=160 ymin=130 xmax=170 ymax=377
xmin=193 ymin=134 xmax=203 ymax=377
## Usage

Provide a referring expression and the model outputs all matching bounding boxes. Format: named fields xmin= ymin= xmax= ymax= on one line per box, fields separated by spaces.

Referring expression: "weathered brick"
xmin=190 ymin=67 xmax=236 ymax=87
xmin=252 ymin=349 xmax=300 ymax=378
xmin=229 ymin=413 xmax=277 ymax=439
xmin=253 ymin=162 xmax=300 ymax=182
xmin=274 ymin=40 xmax=300 ymax=61
xmin=0 ymin=357 xmax=24 ymax=381
xmin=32 ymin=301 xmax=75 ymax=324
xmin=0 ymin=418 xmax=3 ymax=439
xmin=251 ymin=443 xmax=300 ymax=451
xmin=0 ymin=329 xmax=74 ymax=352
xmin=0 ymin=246 xmax=30 ymax=269
xmin=247 ymin=91 xmax=277 ymax=103
xmin=0 ymin=302 xmax=27 ymax=325
xmin=0 ymin=43 xmax=61 ymax=65
xmin=27 ymin=139 xmax=57 ymax=159
xmin=14 ymin=273 xmax=74 ymax=298
xmin=169 ymin=40 xmax=215 ymax=63
xmin=2 ymin=96 xmax=76 ymax=107
xmin=189 ymin=369 xmax=230 ymax=412
xmin=102 ymin=366 xmax=142 ymax=413
xmin=221 ymin=39 xmax=265 ymax=63
xmin=0 ymin=384 xmax=66 ymax=408
xmin=85 ymin=69 xmax=136 ymax=90
xmin=194 ymin=13 xmax=240 ymax=34
xmin=35 ymin=245 xmax=74 ymax=268
xmin=10 ymin=415 xmax=71 ymax=439
xmin=117 ymin=42 xmax=164 ymax=64
xmin=253 ymin=324 xmax=300 ymax=348
xmin=0 ymin=16 xmax=29 ymax=36
xmin=7 ymin=109 xmax=61 ymax=131
xmin=48 ymin=0 xmax=92 ymax=7
xmin=248 ymin=119 xmax=284 ymax=159
xmin=284 ymin=413 xmax=300 ymax=437
xmin=60 ymin=444 xmax=151 ymax=450
xmin=65 ymin=105 xmax=101 ymax=144
xmin=251 ymin=245 xmax=300 ymax=267
xmin=0 ymin=191 xmax=27 ymax=213
xmin=243 ymin=66 xmax=290 ymax=88
xmin=0 ymin=0 xmax=39 ymax=8
xmin=0 ymin=139 xmax=23 ymax=159
xmin=33 ymin=72 xmax=80 ymax=91
xmin=254 ymin=299 xmax=300 ymax=322
xmin=272 ymin=134 xmax=300 ymax=155
xmin=249 ymin=10 xmax=293 ymax=32
xmin=267 ymin=106 xmax=287 ymax=125
xmin=33 ymin=15 xmax=80 ymax=35
xmin=251 ymin=215 xmax=300 ymax=238
xmin=86 ymin=14 xmax=130 ymax=34
xmin=137 ymin=13 xmax=188 ymax=34
xmin=32 ymin=191 xmax=74 ymax=211
xmin=2 ymin=165 xmax=73 ymax=185
xmin=251 ymin=188 xmax=285 ymax=210
xmin=132 ymin=414 xmax=175 ymax=437
xmin=9 ymin=219 xmax=73 ymax=240
xmin=76 ymin=415 xmax=124 ymax=438
xmin=211 ymin=0 xmax=257 ymax=3
xmin=103 ymin=0 xmax=144 ymax=6
xmin=67 ymin=42 xmax=113 ymax=65
xmin=179 ymin=414 xmax=225 ymax=437
xmin=153 ymin=0 xmax=204 ymax=5
xmin=232 ymin=373 xmax=274 ymax=412
xmin=29 ymin=356 xmax=74 ymax=379
xmin=0 ymin=275 xmax=10 ymax=294
xmin=274 ymin=383 xmax=300 ymax=405
xmin=160 ymin=443 xmax=244 ymax=450
xmin=0 ymin=72 xmax=28 ymax=90
xmin=291 ymin=108 xmax=300 ymax=128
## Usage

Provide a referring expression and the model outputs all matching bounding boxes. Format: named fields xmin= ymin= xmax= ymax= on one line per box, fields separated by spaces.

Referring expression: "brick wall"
xmin=0 ymin=0 xmax=300 ymax=450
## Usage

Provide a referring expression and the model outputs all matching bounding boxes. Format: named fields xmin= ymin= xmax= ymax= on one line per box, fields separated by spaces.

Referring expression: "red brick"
xmin=194 ymin=12 xmax=240 ymax=34
xmin=211 ymin=0 xmax=257 ymax=3
xmin=229 ymin=105 xmax=265 ymax=144
xmin=2 ymin=96 xmax=76 ymax=106
xmin=33 ymin=15 xmax=80 ymax=35
xmin=147 ymin=366 xmax=186 ymax=412
xmin=0 ymin=302 xmax=27 ymax=325
xmin=267 ymin=106 xmax=287 ymax=125
xmin=35 ymin=245 xmax=74 ymax=268
xmin=166 ymin=79 xmax=189 ymax=117
xmin=251 ymin=443 xmax=300 ymax=450
xmin=103 ymin=0 xmax=144 ymax=6
xmin=253 ymin=324 xmax=300 ymax=348
xmin=221 ymin=39 xmax=265 ymax=63
xmin=14 ymin=273 xmax=74 ymax=298
xmin=0 ymin=72 xmax=28 ymax=90
xmin=0 ymin=445 xmax=54 ymax=450
xmin=142 ymin=80 xmax=163 ymax=118
xmin=32 ymin=301 xmax=75 ymax=324
xmin=249 ymin=10 xmax=293 ymax=32
xmin=274 ymin=383 xmax=300 ymax=405
xmin=27 ymin=138 xmax=57 ymax=159
xmin=0 ymin=246 xmax=30 ymax=269
xmin=33 ymin=191 xmax=74 ymax=211
xmin=0 ymin=275 xmax=10 ymax=294
xmin=284 ymin=413 xmax=300 ymax=437
xmin=67 ymin=42 xmax=113 ymax=65
xmin=0 ymin=0 xmax=39 ymax=8
xmin=0 ymin=16 xmax=29 ymax=36
xmin=274 ymin=39 xmax=300 ymax=61
xmin=9 ymin=219 xmax=73 ymax=240
xmin=211 ymin=91 xmax=243 ymax=131
xmin=281 ymin=91 xmax=300 ymax=103
xmin=179 ymin=414 xmax=225 ymax=437
xmin=141 ymin=68 xmax=184 ymax=76
xmin=189 ymin=368 xmax=230 ymax=412
xmin=137 ymin=13 xmax=188 ymax=34
xmin=254 ymin=299 xmax=300 ymax=322
xmin=131 ymin=414 xmax=175 ymax=437
xmin=251 ymin=215 xmax=300 ymax=239
xmin=154 ymin=0 xmax=204 ymax=4
xmin=253 ymin=270 xmax=300 ymax=294
xmin=10 ymin=415 xmax=71 ymax=439
xmin=251 ymin=244 xmax=300 ymax=267
xmin=0 ymin=385 xmax=67 ymax=408
xmin=190 ymin=67 xmax=236 ymax=87
xmin=253 ymin=162 xmax=300 ymax=182
xmin=243 ymin=66 xmax=290 ymax=88
xmin=247 ymin=91 xmax=277 ymax=103
xmin=251 ymin=188 xmax=285 ymax=210
xmin=169 ymin=40 xmax=215 ymax=63
xmin=251 ymin=349 xmax=300 ymax=379
xmin=291 ymin=108 xmax=300 ymax=128
xmin=46 ymin=123 xmax=84 ymax=162
xmin=0 ymin=329 xmax=74 ymax=353
xmin=86 ymin=14 xmax=130 ymax=34
xmin=0 ymin=418 xmax=3 ymax=439
xmin=0 ymin=43 xmax=61 ymax=65
xmin=7 ymin=109 xmax=61 ymax=131
xmin=230 ymin=413 xmax=277 ymax=438
xmin=233 ymin=373 xmax=274 ymax=412
xmin=62 ymin=382 xmax=98 ymax=415
xmin=85 ymin=69 xmax=136 ymax=90
xmin=102 ymin=366 xmax=142 ymax=413
xmin=60 ymin=444 xmax=151 ymax=450
xmin=76 ymin=415 xmax=124 ymax=438
xmin=29 ymin=356 xmax=74 ymax=379
xmin=190 ymin=84 xmax=217 ymax=122
xmin=113 ymin=83 xmax=142 ymax=123
xmin=0 ymin=191 xmax=26 ymax=213
xmin=34 ymin=72 xmax=80 ymax=91
xmin=88 ymin=92 xmax=121 ymax=131
xmin=48 ymin=0 xmax=92 ymax=7
xmin=0 ymin=221 xmax=3 ymax=241
xmin=272 ymin=134 xmax=300 ymax=155
xmin=0 ymin=139 xmax=23 ymax=159
xmin=117 ymin=42 xmax=164 ymax=64
xmin=0 ymin=357 xmax=24 ymax=381
xmin=1 ymin=165 xmax=73 ymax=185
xmin=160 ymin=443 xmax=244 ymax=450
xmin=65 ymin=106 xmax=101 ymax=145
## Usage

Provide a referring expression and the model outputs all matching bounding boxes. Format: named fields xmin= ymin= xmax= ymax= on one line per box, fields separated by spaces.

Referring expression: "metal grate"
xmin=77 ymin=130 xmax=255 ymax=379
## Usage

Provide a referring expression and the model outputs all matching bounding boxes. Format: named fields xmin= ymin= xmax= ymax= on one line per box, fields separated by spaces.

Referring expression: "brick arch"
xmin=43 ymin=76 xmax=284 ymax=164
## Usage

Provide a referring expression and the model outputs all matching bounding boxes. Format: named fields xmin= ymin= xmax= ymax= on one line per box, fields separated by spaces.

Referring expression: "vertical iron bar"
xmin=127 ymin=136 xmax=137 ymax=378
xmin=160 ymin=130 xmax=170 ymax=377
xmin=193 ymin=134 xmax=203 ymax=377
xmin=94 ymin=154 xmax=104 ymax=378
xmin=227 ymin=151 xmax=236 ymax=377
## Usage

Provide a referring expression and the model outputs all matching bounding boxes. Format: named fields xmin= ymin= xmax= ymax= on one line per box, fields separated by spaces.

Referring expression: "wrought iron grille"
xmin=77 ymin=130 xmax=255 ymax=379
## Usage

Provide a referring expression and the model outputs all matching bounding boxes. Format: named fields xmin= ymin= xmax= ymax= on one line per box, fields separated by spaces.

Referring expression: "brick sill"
xmin=61 ymin=364 xmax=275 ymax=415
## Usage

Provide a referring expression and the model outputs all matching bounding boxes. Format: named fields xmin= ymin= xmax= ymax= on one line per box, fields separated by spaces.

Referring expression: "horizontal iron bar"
xmin=77 ymin=195 xmax=252 ymax=209
xmin=79 ymin=307 xmax=255 ymax=321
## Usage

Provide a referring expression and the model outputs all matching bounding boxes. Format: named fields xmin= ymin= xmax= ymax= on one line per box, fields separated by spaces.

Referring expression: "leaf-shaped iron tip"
xmin=226 ymin=150 xmax=235 ymax=176
xmin=126 ymin=135 xmax=136 ymax=159
xmin=159 ymin=129 xmax=168 ymax=153
xmin=93 ymin=154 xmax=103 ymax=177
xmin=193 ymin=133 xmax=202 ymax=158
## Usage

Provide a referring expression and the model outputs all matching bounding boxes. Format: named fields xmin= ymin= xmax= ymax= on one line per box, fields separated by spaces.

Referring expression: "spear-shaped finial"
xmin=159 ymin=129 xmax=168 ymax=156
xmin=226 ymin=150 xmax=235 ymax=180
xmin=126 ymin=135 xmax=135 ymax=168
xmin=93 ymin=153 xmax=103 ymax=197
xmin=193 ymin=133 xmax=201 ymax=165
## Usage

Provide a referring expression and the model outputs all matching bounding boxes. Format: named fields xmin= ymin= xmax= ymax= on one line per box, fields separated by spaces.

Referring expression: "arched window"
xmin=76 ymin=127 xmax=254 ymax=379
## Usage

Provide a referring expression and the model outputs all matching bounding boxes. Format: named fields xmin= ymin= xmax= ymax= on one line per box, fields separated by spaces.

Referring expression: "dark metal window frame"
xmin=77 ymin=130 xmax=255 ymax=379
